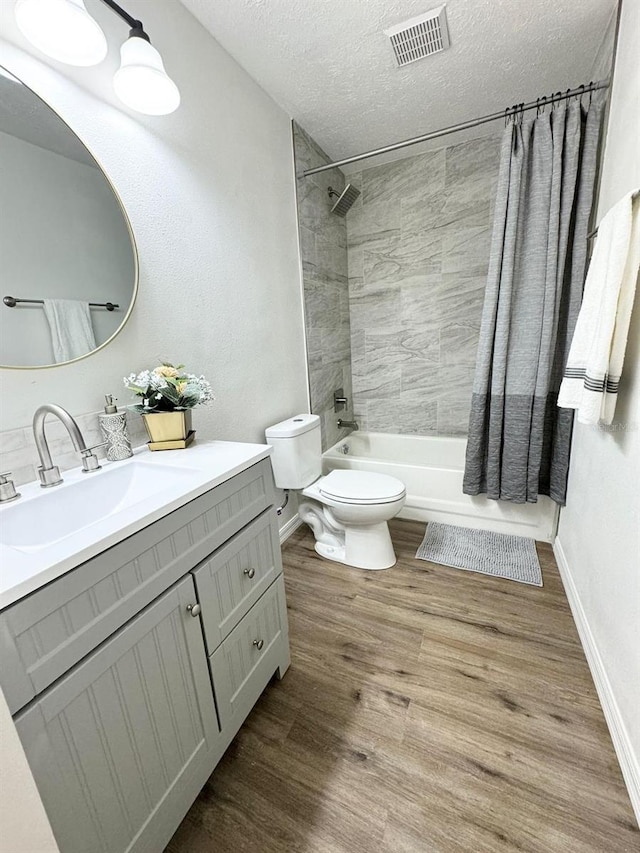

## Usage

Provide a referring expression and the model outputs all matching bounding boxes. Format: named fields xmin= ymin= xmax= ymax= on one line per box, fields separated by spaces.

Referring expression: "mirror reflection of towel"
xmin=42 ymin=298 xmax=97 ymax=363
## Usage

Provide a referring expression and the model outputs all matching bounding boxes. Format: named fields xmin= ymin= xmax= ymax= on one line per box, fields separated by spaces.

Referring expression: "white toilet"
xmin=265 ymin=414 xmax=406 ymax=570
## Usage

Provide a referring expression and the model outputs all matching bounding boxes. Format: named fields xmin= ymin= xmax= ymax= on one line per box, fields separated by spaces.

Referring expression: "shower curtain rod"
xmin=303 ymin=79 xmax=609 ymax=177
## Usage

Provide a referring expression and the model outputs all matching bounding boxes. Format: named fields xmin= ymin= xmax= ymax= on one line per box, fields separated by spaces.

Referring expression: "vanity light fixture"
xmin=113 ymin=24 xmax=180 ymax=115
xmin=15 ymin=0 xmax=108 ymax=67
xmin=14 ymin=0 xmax=180 ymax=115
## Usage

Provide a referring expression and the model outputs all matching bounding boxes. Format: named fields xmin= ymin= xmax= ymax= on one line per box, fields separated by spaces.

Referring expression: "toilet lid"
xmin=319 ymin=470 xmax=406 ymax=504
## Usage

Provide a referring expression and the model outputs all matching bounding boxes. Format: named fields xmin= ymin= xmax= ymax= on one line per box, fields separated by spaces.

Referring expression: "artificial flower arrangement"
xmin=123 ymin=362 xmax=214 ymax=413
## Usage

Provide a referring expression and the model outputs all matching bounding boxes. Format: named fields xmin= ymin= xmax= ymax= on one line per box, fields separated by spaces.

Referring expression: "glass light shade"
xmin=113 ymin=36 xmax=180 ymax=116
xmin=15 ymin=0 xmax=107 ymax=66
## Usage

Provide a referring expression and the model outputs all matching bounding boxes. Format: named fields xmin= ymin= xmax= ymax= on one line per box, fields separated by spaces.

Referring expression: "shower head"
xmin=328 ymin=184 xmax=360 ymax=217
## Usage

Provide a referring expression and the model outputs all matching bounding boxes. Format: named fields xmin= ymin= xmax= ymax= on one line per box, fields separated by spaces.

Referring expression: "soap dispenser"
xmin=99 ymin=395 xmax=133 ymax=461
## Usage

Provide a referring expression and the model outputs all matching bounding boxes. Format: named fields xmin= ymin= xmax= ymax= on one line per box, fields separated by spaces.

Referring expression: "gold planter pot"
xmin=142 ymin=409 xmax=193 ymax=443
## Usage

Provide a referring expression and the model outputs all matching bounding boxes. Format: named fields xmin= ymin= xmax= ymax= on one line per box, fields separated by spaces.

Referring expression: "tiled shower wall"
xmin=293 ymin=122 xmax=353 ymax=450
xmin=346 ymin=136 xmax=501 ymax=435
xmin=293 ymin=124 xmax=501 ymax=440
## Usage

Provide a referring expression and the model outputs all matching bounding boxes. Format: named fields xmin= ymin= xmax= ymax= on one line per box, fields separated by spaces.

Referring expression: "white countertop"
xmin=0 ymin=440 xmax=272 ymax=609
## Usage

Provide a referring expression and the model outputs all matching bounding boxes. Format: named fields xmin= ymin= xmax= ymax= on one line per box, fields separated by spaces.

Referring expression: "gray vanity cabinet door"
xmin=15 ymin=575 xmax=222 ymax=853
xmin=193 ymin=508 xmax=283 ymax=653
xmin=209 ymin=574 xmax=290 ymax=741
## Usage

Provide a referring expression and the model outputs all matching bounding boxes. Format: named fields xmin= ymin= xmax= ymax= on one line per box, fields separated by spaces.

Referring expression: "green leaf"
xmin=179 ymin=392 xmax=201 ymax=409
xmin=160 ymin=384 xmax=180 ymax=405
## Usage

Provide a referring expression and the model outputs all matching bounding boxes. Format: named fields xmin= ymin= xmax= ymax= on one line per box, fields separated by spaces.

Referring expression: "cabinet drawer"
xmin=1 ymin=458 xmax=275 ymax=715
xmin=193 ymin=508 xmax=283 ymax=653
xmin=209 ymin=574 xmax=289 ymax=736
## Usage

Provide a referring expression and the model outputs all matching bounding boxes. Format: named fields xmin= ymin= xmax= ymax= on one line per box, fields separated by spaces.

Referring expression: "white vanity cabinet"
xmin=0 ymin=456 xmax=290 ymax=853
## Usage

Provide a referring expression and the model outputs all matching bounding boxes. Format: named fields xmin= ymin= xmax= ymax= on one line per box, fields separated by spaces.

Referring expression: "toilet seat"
xmin=318 ymin=470 xmax=406 ymax=505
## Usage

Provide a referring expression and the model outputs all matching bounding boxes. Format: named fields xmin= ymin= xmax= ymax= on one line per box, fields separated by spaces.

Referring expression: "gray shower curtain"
xmin=463 ymin=96 xmax=603 ymax=505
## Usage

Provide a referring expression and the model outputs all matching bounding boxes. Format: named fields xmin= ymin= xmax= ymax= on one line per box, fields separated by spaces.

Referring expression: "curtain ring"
xmin=588 ymin=81 xmax=593 ymax=108
xmin=504 ymin=106 xmax=510 ymax=127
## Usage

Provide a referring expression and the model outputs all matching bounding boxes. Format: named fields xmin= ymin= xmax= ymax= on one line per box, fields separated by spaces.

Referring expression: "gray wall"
xmin=293 ymin=122 xmax=353 ymax=450
xmin=346 ymin=136 xmax=501 ymax=435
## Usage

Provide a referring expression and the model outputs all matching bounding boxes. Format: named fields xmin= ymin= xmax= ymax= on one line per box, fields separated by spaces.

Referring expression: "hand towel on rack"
xmin=558 ymin=190 xmax=640 ymax=424
xmin=42 ymin=298 xmax=97 ymax=364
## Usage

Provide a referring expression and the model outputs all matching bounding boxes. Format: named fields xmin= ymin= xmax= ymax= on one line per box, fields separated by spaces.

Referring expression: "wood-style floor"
xmin=166 ymin=519 xmax=638 ymax=853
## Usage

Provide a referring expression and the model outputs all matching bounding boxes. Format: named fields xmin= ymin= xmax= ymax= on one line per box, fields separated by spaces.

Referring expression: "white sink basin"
xmin=1 ymin=462 xmax=201 ymax=552
xmin=0 ymin=441 xmax=273 ymax=609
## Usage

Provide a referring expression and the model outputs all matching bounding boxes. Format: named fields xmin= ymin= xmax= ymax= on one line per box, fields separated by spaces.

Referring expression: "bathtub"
xmin=323 ymin=432 xmax=559 ymax=542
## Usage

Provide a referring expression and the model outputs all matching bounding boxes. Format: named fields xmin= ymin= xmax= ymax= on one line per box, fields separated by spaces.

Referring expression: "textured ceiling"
xmin=180 ymin=0 xmax=616 ymax=162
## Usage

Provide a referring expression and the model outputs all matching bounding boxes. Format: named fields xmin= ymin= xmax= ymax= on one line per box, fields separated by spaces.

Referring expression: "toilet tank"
xmin=265 ymin=414 xmax=322 ymax=489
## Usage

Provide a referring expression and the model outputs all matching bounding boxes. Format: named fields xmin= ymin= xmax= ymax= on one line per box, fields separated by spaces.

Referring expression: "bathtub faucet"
xmin=337 ymin=418 xmax=359 ymax=431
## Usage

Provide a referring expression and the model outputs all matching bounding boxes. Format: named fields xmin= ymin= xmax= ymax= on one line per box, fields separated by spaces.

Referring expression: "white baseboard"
xmin=553 ymin=537 xmax=640 ymax=825
xmin=279 ymin=513 xmax=303 ymax=544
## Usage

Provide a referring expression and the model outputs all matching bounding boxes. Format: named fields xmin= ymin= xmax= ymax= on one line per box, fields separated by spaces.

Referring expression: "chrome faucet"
xmin=33 ymin=404 xmax=104 ymax=487
xmin=337 ymin=418 xmax=359 ymax=431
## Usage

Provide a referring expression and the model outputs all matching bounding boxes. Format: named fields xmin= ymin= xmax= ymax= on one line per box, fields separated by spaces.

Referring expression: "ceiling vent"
xmin=385 ymin=6 xmax=450 ymax=67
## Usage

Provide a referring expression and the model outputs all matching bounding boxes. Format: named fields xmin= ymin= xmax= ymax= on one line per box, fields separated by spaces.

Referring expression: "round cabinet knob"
xmin=186 ymin=603 xmax=201 ymax=617
xmin=253 ymin=638 xmax=264 ymax=651
xmin=244 ymin=567 xmax=256 ymax=579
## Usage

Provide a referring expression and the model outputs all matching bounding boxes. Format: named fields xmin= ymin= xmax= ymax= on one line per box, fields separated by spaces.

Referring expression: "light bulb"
xmin=15 ymin=0 xmax=107 ymax=67
xmin=113 ymin=36 xmax=180 ymax=116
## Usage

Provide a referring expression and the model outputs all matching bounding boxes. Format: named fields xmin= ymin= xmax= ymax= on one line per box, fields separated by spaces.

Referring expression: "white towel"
xmin=42 ymin=298 xmax=97 ymax=364
xmin=558 ymin=190 xmax=640 ymax=424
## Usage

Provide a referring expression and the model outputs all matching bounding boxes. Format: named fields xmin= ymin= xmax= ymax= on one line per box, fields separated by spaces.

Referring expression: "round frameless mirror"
xmin=0 ymin=65 xmax=138 ymax=369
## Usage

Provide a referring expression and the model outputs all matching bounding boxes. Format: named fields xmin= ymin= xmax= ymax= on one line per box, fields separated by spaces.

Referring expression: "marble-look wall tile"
xmin=347 ymin=203 xmax=402 ymax=250
xmin=437 ymin=273 xmax=487 ymax=319
xmin=442 ymin=226 xmax=493 ymax=277
xmin=293 ymin=122 xmax=352 ymax=450
xmin=439 ymin=322 xmax=481 ymax=366
xmin=348 ymin=134 xmax=501 ymax=436
xmin=445 ymin=136 xmax=502 ymax=187
xmin=363 ymin=230 xmax=442 ymax=290
xmin=363 ymin=395 xmax=438 ymax=435
xmin=437 ymin=396 xmax=473 ymax=435
xmin=347 ymin=248 xmax=364 ymax=280
xmin=316 ymin=238 xmax=348 ymax=284
xmin=352 ymin=360 xmax=401 ymax=400
xmin=349 ymin=288 xmax=403 ymax=333
xmin=362 ymin=149 xmax=445 ymax=206
xmin=401 ymin=181 xmax=492 ymax=235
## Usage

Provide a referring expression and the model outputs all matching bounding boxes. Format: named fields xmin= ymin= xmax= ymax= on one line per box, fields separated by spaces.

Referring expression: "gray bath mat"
xmin=416 ymin=522 xmax=542 ymax=586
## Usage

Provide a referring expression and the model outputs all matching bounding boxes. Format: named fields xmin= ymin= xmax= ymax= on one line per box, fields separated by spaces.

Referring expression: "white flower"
xmin=149 ymin=373 xmax=168 ymax=390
